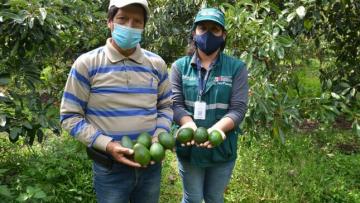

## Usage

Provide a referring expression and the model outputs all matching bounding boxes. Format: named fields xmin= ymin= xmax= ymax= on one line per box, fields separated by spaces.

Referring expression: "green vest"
xmin=174 ymin=52 xmax=245 ymax=167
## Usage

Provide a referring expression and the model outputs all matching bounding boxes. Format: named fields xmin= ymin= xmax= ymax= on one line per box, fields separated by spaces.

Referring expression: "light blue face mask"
xmin=112 ymin=23 xmax=143 ymax=49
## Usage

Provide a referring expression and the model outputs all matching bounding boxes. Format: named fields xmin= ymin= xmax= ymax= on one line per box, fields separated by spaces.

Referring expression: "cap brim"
xmin=194 ymin=17 xmax=225 ymax=29
xmin=109 ymin=2 xmax=149 ymax=16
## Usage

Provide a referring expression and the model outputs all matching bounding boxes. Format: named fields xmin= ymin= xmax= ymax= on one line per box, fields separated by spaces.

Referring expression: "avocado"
xmin=149 ymin=142 xmax=165 ymax=162
xmin=137 ymin=132 xmax=152 ymax=149
xmin=177 ymin=128 xmax=194 ymax=144
xmin=158 ymin=132 xmax=175 ymax=149
xmin=134 ymin=143 xmax=151 ymax=166
xmin=208 ymin=130 xmax=223 ymax=147
xmin=120 ymin=135 xmax=134 ymax=149
xmin=194 ymin=127 xmax=208 ymax=144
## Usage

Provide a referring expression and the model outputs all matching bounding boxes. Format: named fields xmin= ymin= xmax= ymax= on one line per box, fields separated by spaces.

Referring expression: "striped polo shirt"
xmin=60 ymin=38 xmax=173 ymax=152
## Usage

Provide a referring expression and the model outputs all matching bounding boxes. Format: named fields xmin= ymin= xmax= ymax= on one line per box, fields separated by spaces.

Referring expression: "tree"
xmin=0 ymin=0 xmax=108 ymax=144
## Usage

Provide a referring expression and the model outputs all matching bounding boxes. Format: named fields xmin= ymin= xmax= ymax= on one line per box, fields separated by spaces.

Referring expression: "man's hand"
xmin=152 ymin=135 xmax=159 ymax=143
xmin=106 ymin=141 xmax=141 ymax=168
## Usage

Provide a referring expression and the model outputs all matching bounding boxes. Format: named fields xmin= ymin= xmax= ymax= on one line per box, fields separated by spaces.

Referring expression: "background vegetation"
xmin=0 ymin=0 xmax=359 ymax=202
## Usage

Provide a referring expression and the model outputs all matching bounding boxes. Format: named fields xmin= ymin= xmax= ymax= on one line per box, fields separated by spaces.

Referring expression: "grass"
xmin=226 ymin=130 xmax=360 ymax=202
xmin=1 ymin=129 xmax=359 ymax=202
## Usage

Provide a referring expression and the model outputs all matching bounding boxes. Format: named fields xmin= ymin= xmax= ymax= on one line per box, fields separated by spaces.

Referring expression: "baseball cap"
xmin=108 ymin=0 xmax=149 ymax=17
xmin=193 ymin=8 xmax=225 ymax=29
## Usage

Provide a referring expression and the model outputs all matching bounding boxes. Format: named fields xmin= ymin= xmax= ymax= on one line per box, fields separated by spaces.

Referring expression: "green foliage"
xmin=221 ymin=0 xmax=359 ymax=139
xmin=1 ymin=0 xmax=358 ymax=143
xmin=0 ymin=0 xmax=108 ymax=144
xmin=1 ymin=130 xmax=359 ymax=202
xmin=144 ymin=0 xmax=199 ymax=63
xmin=220 ymin=1 xmax=302 ymax=142
xmin=0 ymin=133 xmax=94 ymax=202
xmin=226 ymin=130 xmax=360 ymax=202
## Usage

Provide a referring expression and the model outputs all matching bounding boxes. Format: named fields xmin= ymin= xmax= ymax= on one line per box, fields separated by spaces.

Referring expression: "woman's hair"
xmin=186 ymin=24 xmax=227 ymax=56
xmin=107 ymin=4 xmax=147 ymax=23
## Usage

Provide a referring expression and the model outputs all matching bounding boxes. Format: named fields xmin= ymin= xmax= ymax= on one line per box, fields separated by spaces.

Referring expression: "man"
xmin=60 ymin=0 xmax=173 ymax=202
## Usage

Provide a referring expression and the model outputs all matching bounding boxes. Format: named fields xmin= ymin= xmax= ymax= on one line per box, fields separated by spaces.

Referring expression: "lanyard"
xmin=195 ymin=53 xmax=220 ymax=101
xmin=197 ymin=68 xmax=210 ymax=101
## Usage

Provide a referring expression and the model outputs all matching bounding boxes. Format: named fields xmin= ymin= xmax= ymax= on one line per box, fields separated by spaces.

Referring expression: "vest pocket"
xmin=175 ymin=142 xmax=191 ymax=159
xmin=211 ymin=81 xmax=232 ymax=104
xmin=212 ymin=133 xmax=237 ymax=162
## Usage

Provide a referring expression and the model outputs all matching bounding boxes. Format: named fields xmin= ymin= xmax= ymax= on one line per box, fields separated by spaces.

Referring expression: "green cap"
xmin=193 ymin=8 xmax=225 ymax=29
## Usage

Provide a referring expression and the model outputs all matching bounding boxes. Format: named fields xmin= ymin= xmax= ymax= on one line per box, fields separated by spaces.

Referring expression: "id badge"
xmin=194 ymin=101 xmax=206 ymax=120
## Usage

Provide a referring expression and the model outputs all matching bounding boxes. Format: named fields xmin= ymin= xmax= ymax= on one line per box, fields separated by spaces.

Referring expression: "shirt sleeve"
xmin=170 ymin=62 xmax=192 ymax=125
xmin=223 ymin=66 xmax=249 ymax=127
xmin=153 ymin=60 xmax=174 ymax=137
xmin=60 ymin=56 xmax=113 ymax=152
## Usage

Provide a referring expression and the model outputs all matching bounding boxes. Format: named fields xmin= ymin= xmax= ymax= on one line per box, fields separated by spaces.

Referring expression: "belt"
xmin=86 ymin=147 xmax=113 ymax=169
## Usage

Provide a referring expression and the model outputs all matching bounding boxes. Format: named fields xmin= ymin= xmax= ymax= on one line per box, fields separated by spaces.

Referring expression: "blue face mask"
xmin=112 ymin=23 xmax=143 ymax=50
xmin=194 ymin=31 xmax=224 ymax=55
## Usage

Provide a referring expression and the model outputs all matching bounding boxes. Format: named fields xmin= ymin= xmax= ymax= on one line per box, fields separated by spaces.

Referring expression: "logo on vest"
xmin=214 ymin=76 xmax=232 ymax=86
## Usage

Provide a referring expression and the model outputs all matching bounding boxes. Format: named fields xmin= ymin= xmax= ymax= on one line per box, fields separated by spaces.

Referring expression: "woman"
xmin=170 ymin=8 xmax=249 ymax=203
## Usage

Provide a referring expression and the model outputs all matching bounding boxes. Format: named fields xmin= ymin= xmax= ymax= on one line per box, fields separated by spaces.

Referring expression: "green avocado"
xmin=158 ymin=132 xmax=175 ymax=149
xmin=137 ymin=132 xmax=152 ymax=149
xmin=120 ymin=135 xmax=134 ymax=149
xmin=150 ymin=142 xmax=165 ymax=162
xmin=177 ymin=128 xmax=194 ymax=144
xmin=134 ymin=143 xmax=151 ymax=166
xmin=208 ymin=130 xmax=223 ymax=147
xmin=194 ymin=127 xmax=209 ymax=144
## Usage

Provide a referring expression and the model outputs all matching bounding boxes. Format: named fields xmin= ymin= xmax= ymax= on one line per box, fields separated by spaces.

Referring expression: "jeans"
xmin=178 ymin=159 xmax=236 ymax=203
xmin=93 ymin=161 xmax=161 ymax=203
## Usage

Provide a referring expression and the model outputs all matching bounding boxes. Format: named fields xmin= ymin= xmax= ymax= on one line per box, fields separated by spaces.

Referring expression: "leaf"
xmin=331 ymin=92 xmax=341 ymax=100
xmin=352 ymin=120 xmax=360 ymax=137
xmin=29 ymin=17 xmax=34 ymax=28
xmin=34 ymin=190 xmax=46 ymax=199
xmin=296 ymin=6 xmax=306 ymax=19
xmin=23 ymin=121 xmax=33 ymax=129
xmin=326 ymin=79 xmax=332 ymax=89
xmin=339 ymin=102 xmax=351 ymax=114
xmin=0 ymin=185 xmax=12 ymax=198
xmin=39 ymin=114 xmax=48 ymax=128
xmin=39 ymin=8 xmax=47 ymax=21
xmin=10 ymin=41 xmax=19 ymax=57
xmin=276 ymin=47 xmax=285 ymax=59
xmin=323 ymin=105 xmax=340 ymax=115
xmin=339 ymin=82 xmax=350 ymax=88
xmin=10 ymin=127 xmax=22 ymax=141
xmin=350 ymin=88 xmax=356 ymax=97
xmin=272 ymin=27 xmax=280 ymax=37
xmin=26 ymin=186 xmax=35 ymax=194
xmin=16 ymin=193 xmax=29 ymax=201
xmin=340 ymin=87 xmax=351 ymax=96
xmin=277 ymin=35 xmax=293 ymax=47
xmin=0 ymin=115 xmax=6 ymax=127
xmin=0 ymin=11 xmax=24 ymax=23
xmin=0 ymin=169 xmax=9 ymax=175
xmin=286 ymin=12 xmax=296 ymax=22
xmin=304 ymin=19 xmax=313 ymax=30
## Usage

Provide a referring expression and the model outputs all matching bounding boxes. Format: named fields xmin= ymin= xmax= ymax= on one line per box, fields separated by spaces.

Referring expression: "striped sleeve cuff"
xmin=92 ymin=134 xmax=113 ymax=152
